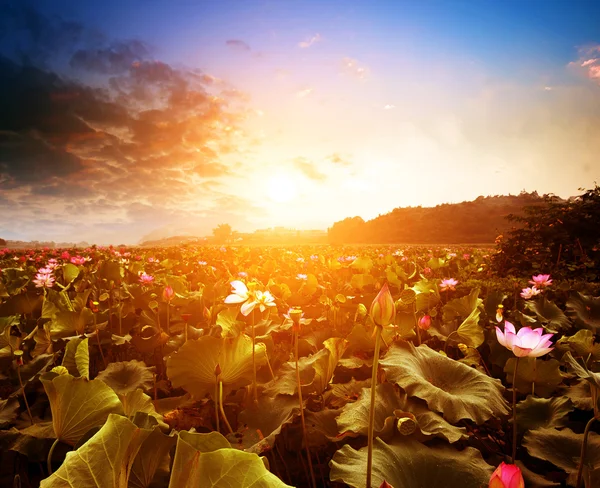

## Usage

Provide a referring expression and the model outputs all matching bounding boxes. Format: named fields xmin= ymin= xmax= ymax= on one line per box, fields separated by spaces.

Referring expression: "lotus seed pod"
xmin=397 ymin=416 xmax=417 ymax=435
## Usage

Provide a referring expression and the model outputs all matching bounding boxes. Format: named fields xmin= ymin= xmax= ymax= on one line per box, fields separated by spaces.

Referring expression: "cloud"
xmin=70 ymin=40 xmax=150 ymax=74
xmin=298 ymin=33 xmax=321 ymax=48
xmin=293 ymin=157 xmax=327 ymax=181
xmin=296 ymin=87 xmax=313 ymax=98
xmin=341 ymin=57 xmax=368 ymax=79
xmin=327 ymin=153 xmax=353 ymax=167
xmin=226 ymin=39 xmax=251 ymax=51
xmin=569 ymin=45 xmax=600 ymax=84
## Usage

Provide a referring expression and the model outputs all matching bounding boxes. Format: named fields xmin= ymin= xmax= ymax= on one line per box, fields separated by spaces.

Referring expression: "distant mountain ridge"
xmin=327 ymin=192 xmax=549 ymax=244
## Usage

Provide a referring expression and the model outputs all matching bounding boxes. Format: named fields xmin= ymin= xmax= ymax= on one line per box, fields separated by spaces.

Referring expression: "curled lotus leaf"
xmin=40 ymin=373 xmax=123 ymax=446
xmin=525 ymin=296 xmax=571 ymax=333
xmin=504 ymin=357 xmax=563 ymax=397
xmin=566 ymin=291 xmax=600 ymax=331
xmin=96 ymin=360 xmax=155 ymax=396
xmin=380 ymin=342 xmax=509 ymax=424
xmin=166 ymin=334 xmax=266 ymax=399
xmin=515 ymin=395 xmax=574 ymax=433
xmin=556 ymin=329 xmax=600 ymax=361
xmin=330 ymin=436 xmax=493 ymax=488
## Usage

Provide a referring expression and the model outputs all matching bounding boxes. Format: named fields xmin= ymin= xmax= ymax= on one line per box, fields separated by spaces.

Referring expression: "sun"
xmin=266 ymin=174 xmax=298 ymax=203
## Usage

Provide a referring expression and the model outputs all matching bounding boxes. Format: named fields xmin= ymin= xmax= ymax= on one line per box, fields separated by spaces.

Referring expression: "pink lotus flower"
xmin=422 ymin=267 xmax=432 ymax=275
xmin=70 ymin=256 xmax=86 ymax=265
xmin=439 ymin=278 xmax=458 ymax=292
xmin=33 ymin=272 xmax=55 ymax=288
xmin=163 ymin=285 xmax=174 ymax=301
xmin=495 ymin=321 xmax=554 ymax=358
xmin=529 ymin=274 xmax=552 ymax=288
xmin=489 ymin=462 xmax=524 ymax=488
xmin=139 ymin=272 xmax=154 ymax=285
xmin=418 ymin=315 xmax=431 ymax=330
xmin=370 ymin=282 xmax=396 ymax=327
xmin=296 ymin=273 xmax=308 ymax=281
xmin=520 ymin=286 xmax=541 ymax=299
xmin=61 ymin=251 xmax=70 ymax=260
xmin=37 ymin=267 xmax=53 ymax=276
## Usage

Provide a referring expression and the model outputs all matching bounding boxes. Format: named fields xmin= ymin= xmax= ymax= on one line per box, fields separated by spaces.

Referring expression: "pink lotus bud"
xmin=489 ymin=462 xmax=524 ymax=488
xmin=163 ymin=285 xmax=174 ymax=301
xmin=418 ymin=315 xmax=431 ymax=330
xmin=369 ymin=283 xmax=396 ymax=327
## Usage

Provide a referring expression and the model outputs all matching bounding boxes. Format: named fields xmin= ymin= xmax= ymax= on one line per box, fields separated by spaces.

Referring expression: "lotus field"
xmin=1 ymin=245 xmax=599 ymax=488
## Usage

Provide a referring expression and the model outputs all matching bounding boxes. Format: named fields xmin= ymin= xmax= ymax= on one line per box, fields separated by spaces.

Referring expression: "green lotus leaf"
xmin=169 ymin=431 xmax=292 ymax=488
xmin=96 ymin=360 xmax=155 ymax=396
xmin=336 ymin=382 xmax=466 ymax=443
xmin=432 ymin=288 xmax=484 ymax=348
xmin=350 ymin=273 xmax=376 ymax=291
xmin=380 ymin=342 xmax=509 ymax=424
xmin=523 ymin=427 xmax=600 ymax=486
xmin=515 ymin=395 xmax=574 ymax=433
xmin=556 ymin=329 xmax=600 ymax=361
xmin=344 ymin=323 xmax=396 ymax=356
xmin=525 ymin=296 xmax=571 ymax=333
xmin=504 ymin=357 xmax=563 ymax=397
xmin=350 ymin=257 xmax=373 ymax=273
xmin=516 ymin=461 xmax=561 ymax=488
xmin=484 ymin=290 xmax=508 ymax=320
xmin=32 ymin=324 xmax=54 ymax=357
xmin=40 ymin=413 xmax=153 ymax=488
xmin=166 ymin=334 xmax=266 ymax=399
xmin=233 ymin=395 xmax=299 ymax=453
xmin=216 ymin=308 xmax=244 ymax=338
xmin=560 ymin=379 xmax=594 ymax=410
xmin=566 ymin=291 xmax=600 ymax=331
xmin=97 ymin=260 xmax=123 ymax=283
xmin=412 ymin=279 xmax=440 ymax=312
xmin=119 ymin=388 xmax=167 ymax=430
xmin=0 ymin=397 xmax=19 ymax=429
xmin=2 ymin=422 xmax=57 ymax=463
xmin=129 ymin=426 xmax=177 ymax=488
xmin=330 ymin=436 xmax=493 ymax=488
xmin=62 ymin=263 xmax=80 ymax=284
xmin=41 ymin=374 xmax=124 ymax=446
xmin=62 ymin=337 xmax=89 ymax=379
xmin=50 ymin=310 xmax=87 ymax=338
xmin=0 ymin=315 xmax=20 ymax=358
xmin=327 ymin=379 xmax=372 ymax=408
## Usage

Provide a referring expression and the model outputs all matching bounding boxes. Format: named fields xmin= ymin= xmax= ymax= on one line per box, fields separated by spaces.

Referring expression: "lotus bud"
xmin=418 ymin=315 xmax=431 ymax=330
xmin=356 ymin=303 xmax=368 ymax=318
xmin=496 ymin=304 xmax=504 ymax=323
xmin=288 ymin=307 xmax=303 ymax=331
xmin=379 ymin=481 xmax=394 ymax=488
xmin=163 ymin=285 xmax=174 ymax=302
xmin=458 ymin=343 xmax=469 ymax=355
xmin=369 ymin=283 xmax=396 ymax=327
xmin=488 ymin=462 xmax=524 ymax=488
xmin=181 ymin=313 xmax=192 ymax=323
xmin=215 ymin=363 xmax=221 ymax=378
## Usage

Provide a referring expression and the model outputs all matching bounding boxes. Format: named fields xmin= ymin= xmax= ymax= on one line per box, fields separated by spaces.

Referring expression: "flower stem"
xmin=251 ymin=309 xmax=258 ymax=404
xmin=511 ymin=357 xmax=520 ymax=463
xmin=47 ymin=437 xmax=59 ymax=475
xmin=17 ymin=365 xmax=33 ymax=426
xmin=295 ymin=329 xmax=316 ymax=488
xmin=367 ymin=325 xmax=382 ymax=488
xmin=443 ymin=330 xmax=459 ymax=355
xmin=576 ymin=416 xmax=596 ymax=488
xmin=219 ymin=380 xmax=233 ymax=434
xmin=215 ymin=377 xmax=220 ymax=433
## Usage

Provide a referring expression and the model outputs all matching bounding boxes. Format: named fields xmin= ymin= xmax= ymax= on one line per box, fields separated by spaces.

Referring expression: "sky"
xmin=1 ymin=0 xmax=599 ymax=244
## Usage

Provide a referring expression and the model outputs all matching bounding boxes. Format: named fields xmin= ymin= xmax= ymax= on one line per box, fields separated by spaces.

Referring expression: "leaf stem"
xmin=16 ymin=365 xmax=33 ymax=426
xmin=295 ymin=328 xmax=316 ymax=488
xmin=219 ymin=380 xmax=233 ymax=434
xmin=215 ymin=377 xmax=220 ymax=433
xmin=511 ymin=357 xmax=520 ymax=463
xmin=47 ymin=437 xmax=60 ymax=475
xmin=367 ymin=325 xmax=382 ymax=488
xmin=576 ymin=416 xmax=596 ymax=488
xmin=251 ymin=309 xmax=257 ymax=404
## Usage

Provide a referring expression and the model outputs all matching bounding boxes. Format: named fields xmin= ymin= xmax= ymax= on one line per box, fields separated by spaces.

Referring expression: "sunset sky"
xmin=1 ymin=1 xmax=599 ymax=244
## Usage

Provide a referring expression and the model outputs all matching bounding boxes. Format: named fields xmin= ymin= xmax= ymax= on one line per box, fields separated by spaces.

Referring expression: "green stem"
xmin=295 ymin=329 xmax=316 ymax=488
xmin=17 ymin=365 xmax=33 ymax=426
xmin=215 ymin=377 xmax=220 ymax=433
xmin=531 ymin=358 xmax=536 ymax=396
xmin=47 ymin=437 xmax=60 ymax=475
xmin=219 ymin=380 xmax=233 ymax=434
xmin=511 ymin=357 xmax=520 ymax=463
xmin=367 ymin=325 xmax=382 ymax=488
xmin=576 ymin=416 xmax=596 ymax=488
xmin=443 ymin=330 xmax=459 ymax=355
xmin=251 ymin=309 xmax=257 ymax=404
xmin=166 ymin=302 xmax=170 ymax=335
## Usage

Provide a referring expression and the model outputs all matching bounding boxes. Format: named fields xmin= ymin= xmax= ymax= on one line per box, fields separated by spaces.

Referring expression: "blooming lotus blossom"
xmin=139 ymin=272 xmax=154 ymax=285
xmin=310 ymin=254 xmax=319 ymax=261
xmin=296 ymin=273 xmax=308 ymax=280
xmin=46 ymin=259 xmax=58 ymax=269
xmin=418 ymin=315 xmax=431 ymax=330
xmin=61 ymin=251 xmax=70 ymax=260
xmin=70 ymin=256 xmax=86 ymax=265
xmin=489 ymin=462 xmax=524 ymax=488
xmin=37 ymin=267 xmax=53 ymax=276
xmin=439 ymin=278 xmax=458 ymax=292
xmin=198 ymin=260 xmax=207 ymax=266
xmin=463 ymin=253 xmax=471 ymax=260
xmin=529 ymin=274 xmax=552 ymax=288
xmin=238 ymin=271 xmax=248 ymax=278
xmin=370 ymin=282 xmax=396 ymax=327
xmin=520 ymin=286 xmax=541 ymax=299
xmin=495 ymin=321 xmax=554 ymax=357
xmin=33 ymin=272 xmax=55 ymax=288
xmin=224 ymin=280 xmax=276 ymax=316
xmin=422 ymin=267 xmax=432 ymax=275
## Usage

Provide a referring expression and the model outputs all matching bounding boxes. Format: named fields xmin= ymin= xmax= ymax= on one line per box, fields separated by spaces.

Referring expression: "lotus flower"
xmin=33 ymin=272 xmax=55 ymax=288
xmin=70 ymin=256 xmax=86 ymax=265
xmin=520 ymin=286 xmax=541 ymax=299
xmin=529 ymin=274 xmax=552 ymax=288
xmin=224 ymin=280 xmax=275 ymax=316
xmin=139 ymin=272 xmax=154 ymax=285
xmin=163 ymin=285 xmax=174 ymax=301
xmin=370 ymin=282 xmax=396 ymax=327
xmin=489 ymin=462 xmax=524 ymax=488
xmin=418 ymin=315 xmax=431 ymax=330
xmin=439 ymin=278 xmax=458 ymax=292
xmin=495 ymin=321 xmax=554 ymax=358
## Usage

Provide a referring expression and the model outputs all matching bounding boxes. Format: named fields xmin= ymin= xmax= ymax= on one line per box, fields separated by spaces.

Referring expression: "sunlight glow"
xmin=266 ymin=174 xmax=298 ymax=203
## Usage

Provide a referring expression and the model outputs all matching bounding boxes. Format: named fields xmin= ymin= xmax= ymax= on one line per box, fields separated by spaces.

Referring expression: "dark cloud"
xmin=226 ymin=39 xmax=251 ymax=51
xmin=293 ymin=157 xmax=327 ymax=181
xmin=70 ymin=40 xmax=150 ymax=74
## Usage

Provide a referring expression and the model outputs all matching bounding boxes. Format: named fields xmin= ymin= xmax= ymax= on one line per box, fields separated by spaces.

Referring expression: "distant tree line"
xmin=327 ymin=192 xmax=545 ymax=244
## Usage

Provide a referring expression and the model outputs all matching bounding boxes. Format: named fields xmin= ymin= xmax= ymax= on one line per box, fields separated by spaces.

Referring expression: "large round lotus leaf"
xmin=41 ymin=373 xmax=123 ymax=446
xmin=560 ymin=379 xmax=594 ymax=410
xmin=515 ymin=395 xmax=573 ymax=433
xmin=330 ymin=436 xmax=493 ymax=488
xmin=566 ymin=291 xmax=600 ymax=331
xmin=96 ymin=360 xmax=155 ymax=395
xmin=525 ymin=296 xmax=571 ymax=333
xmin=504 ymin=357 xmax=563 ymax=397
xmin=234 ymin=395 xmax=299 ymax=453
xmin=167 ymin=334 xmax=266 ymax=399
xmin=40 ymin=414 xmax=153 ymax=488
xmin=523 ymin=427 xmax=600 ymax=486
xmin=169 ymin=432 xmax=292 ymax=488
xmin=380 ymin=342 xmax=509 ymax=424
xmin=336 ymin=382 xmax=466 ymax=443
xmin=129 ymin=426 xmax=177 ymax=488
xmin=556 ymin=329 xmax=600 ymax=361
xmin=432 ymin=288 xmax=484 ymax=348
xmin=61 ymin=337 xmax=89 ymax=379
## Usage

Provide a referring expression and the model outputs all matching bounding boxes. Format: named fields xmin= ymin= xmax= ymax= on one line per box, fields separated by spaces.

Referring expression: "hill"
xmin=327 ymin=192 xmax=548 ymax=244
